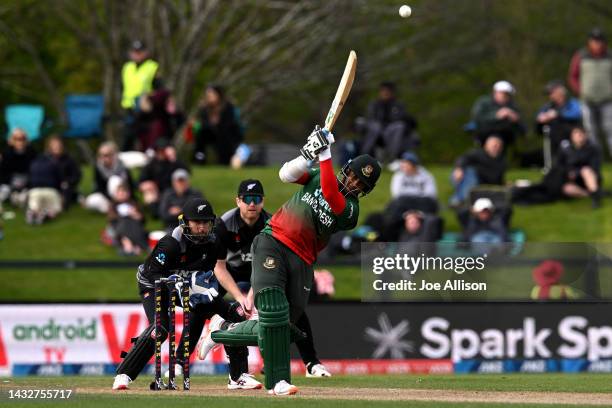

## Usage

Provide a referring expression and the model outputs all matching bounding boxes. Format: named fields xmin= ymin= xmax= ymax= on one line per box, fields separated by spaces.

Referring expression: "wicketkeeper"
xmin=112 ymin=197 xmax=259 ymax=390
xmin=198 ymin=126 xmax=381 ymax=395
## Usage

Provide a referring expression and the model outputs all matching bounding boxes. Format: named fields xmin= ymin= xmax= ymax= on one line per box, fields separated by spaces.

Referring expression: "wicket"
xmin=153 ymin=277 xmax=190 ymax=391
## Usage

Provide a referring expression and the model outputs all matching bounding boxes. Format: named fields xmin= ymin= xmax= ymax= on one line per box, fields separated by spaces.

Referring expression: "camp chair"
xmin=64 ymin=94 xmax=104 ymax=163
xmin=5 ymin=104 xmax=45 ymax=142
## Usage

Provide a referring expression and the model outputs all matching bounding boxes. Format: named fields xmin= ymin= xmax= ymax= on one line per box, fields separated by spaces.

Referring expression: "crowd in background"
xmin=0 ymin=28 xmax=610 ymax=256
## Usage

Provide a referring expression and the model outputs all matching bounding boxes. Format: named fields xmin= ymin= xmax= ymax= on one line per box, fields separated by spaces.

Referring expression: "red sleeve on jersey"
xmin=320 ymin=158 xmax=346 ymax=215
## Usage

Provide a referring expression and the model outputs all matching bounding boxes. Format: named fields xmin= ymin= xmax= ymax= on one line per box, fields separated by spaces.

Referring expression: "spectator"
xmin=398 ymin=210 xmax=440 ymax=242
xmin=558 ymin=126 xmax=602 ymax=208
xmin=120 ymin=40 xmax=159 ymax=151
xmin=85 ymin=142 xmax=134 ymax=214
xmin=359 ymin=81 xmax=418 ymax=160
xmin=193 ymin=84 xmax=244 ymax=165
xmin=158 ymin=169 xmax=204 ymax=230
xmin=138 ymin=139 xmax=188 ymax=216
xmin=390 ymin=151 xmax=437 ymax=200
xmin=108 ymin=183 xmax=148 ymax=256
xmin=536 ymin=80 xmax=582 ymax=158
xmin=470 ymin=81 xmax=525 ymax=146
xmin=462 ymin=198 xmax=508 ymax=244
xmin=46 ymin=136 xmax=81 ymax=209
xmin=531 ymin=260 xmax=577 ymax=300
xmin=450 ymin=135 xmax=506 ymax=207
xmin=568 ymin=28 xmax=612 ymax=156
xmin=137 ymin=78 xmax=182 ymax=151
xmin=26 ymin=145 xmax=63 ymax=225
xmin=0 ymin=128 xmax=37 ymax=207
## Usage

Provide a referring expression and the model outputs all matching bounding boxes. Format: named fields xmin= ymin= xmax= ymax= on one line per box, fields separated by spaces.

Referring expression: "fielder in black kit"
xmin=112 ymin=197 xmax=261 ymax=390
xmin=201 ymin=179 xmax=330 ymax=377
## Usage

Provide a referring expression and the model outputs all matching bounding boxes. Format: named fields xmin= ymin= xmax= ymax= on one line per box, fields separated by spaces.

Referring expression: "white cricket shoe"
xmin=164 ymin=363 xmax=182 ymax=379
xmin=267 ymin=380 xmax=298 ymax=396
xmin=227 ymin=373 xmax=263 ymax=390
xmin=112 ymin=374 xmax=131 ymax=390
xmin=197 ymin=314 xmax=225 ymax=360
xmin=306 ymin=363 xmax=332 ymax=377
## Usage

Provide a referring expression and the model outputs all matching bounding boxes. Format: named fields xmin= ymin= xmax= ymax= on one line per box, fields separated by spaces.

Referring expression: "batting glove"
xmin=300 ymin=125 xmax=330 ymax=161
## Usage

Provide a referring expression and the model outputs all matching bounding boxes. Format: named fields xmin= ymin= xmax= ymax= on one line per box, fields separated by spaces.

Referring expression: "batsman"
xmin=199 ymin=126 xmax=381 ymax=395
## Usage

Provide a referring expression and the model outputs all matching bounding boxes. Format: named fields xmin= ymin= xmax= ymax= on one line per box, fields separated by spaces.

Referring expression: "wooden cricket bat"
xmin=324 ymin=50 xmax=357 ymax=132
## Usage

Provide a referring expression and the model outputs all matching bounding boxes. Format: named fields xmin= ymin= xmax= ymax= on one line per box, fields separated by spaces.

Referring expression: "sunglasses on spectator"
xmin=98 ymin=152 xmax=113 ymax=158
xmin=13 ymin=136 xmax=26 ymax=141
xmin=241 ymin=195 xmax=262 ymax=205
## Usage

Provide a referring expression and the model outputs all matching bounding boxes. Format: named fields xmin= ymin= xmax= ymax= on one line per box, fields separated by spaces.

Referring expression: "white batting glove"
xmin=300 ymin=125 xmax=330 ymax=161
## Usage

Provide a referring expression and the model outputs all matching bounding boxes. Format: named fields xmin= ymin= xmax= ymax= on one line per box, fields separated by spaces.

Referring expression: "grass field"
xmin=2 ymin=374 xmax=612 ymax=407
xmin=1 ymin=164 xmax=612 ymax=301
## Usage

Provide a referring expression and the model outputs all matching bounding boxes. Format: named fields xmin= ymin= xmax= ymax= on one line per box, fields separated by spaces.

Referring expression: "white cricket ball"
xmin=399 ymin=5 xmax=412 ymax=18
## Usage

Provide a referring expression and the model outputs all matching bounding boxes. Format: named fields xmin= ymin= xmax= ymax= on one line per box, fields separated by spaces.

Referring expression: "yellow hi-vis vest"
xmin=121 ymin=59 xmax=159 ymax=109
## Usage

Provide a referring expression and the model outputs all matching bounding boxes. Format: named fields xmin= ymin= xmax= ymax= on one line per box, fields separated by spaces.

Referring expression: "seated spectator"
xmin=158 ymin=169 xmax=204 ymax=230
xmin=108 ymin=183 xmax=148 ymax=256
xmin=450 ymin=135 xmax=506 ymax=206
xmin=138 ymin=139 xmax=188 ymax=216
xmin=391 ymin=151 xmax=437 ymax=202
xmin=535 ymin=80 xmax=582 ymax=158
xmin=398 ymin=210 xmax=441 ymax=242
xmin=462 ymin=198 xmax=508 ymax=244
xmin=0 ymin=128 xmax=37 ymax=207
xmin=558 ymin=126 xmax=602 ymax=208
xmin=26 ymin=146 xmax=63 ymax=225
xmin=193 ymin=84 xmax=244 ymax=165
xmin=359 ymin=81 xmax=418 ymax=161
xmin=46 ymin=135 xmax=81 ymax=209
xmin=470 ymin=81 xmax=525 ymax=146
xmin=85 ymin=142 xmax=134 ymax=213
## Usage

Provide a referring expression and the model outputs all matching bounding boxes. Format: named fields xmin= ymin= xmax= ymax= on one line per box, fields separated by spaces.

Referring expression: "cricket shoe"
xmin=228 ymin=373 xmax=263 ymax=390
xmin=197 ymin=314 xmax=225 ymax=360
xmin=306 ymin=362 xmax=332 ymax=377
xmin=164 ymin=363 xmax=182 ymax=379
xmin=112 ymin=374 xmax=131 ymax=390
xmin=267 ymin=380 xmax=298 ymax=396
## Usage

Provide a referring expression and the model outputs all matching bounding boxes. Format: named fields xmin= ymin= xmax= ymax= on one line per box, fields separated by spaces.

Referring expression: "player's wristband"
xmin=318 ymin=147 xmax=332 ymax=161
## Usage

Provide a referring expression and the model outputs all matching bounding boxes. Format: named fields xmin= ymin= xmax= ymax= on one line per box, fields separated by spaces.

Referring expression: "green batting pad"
xmin=256 ymin=287 xmax=291 ymax=389
xmin=211 ymin=320 xmax=259 ymax=346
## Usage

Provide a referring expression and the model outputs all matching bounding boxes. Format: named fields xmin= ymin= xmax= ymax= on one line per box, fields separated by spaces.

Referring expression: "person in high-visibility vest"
xmin=120 ymin=40 xmax=159 ymax=151
xmin=531 ymin=260 xmax=577 ymax=300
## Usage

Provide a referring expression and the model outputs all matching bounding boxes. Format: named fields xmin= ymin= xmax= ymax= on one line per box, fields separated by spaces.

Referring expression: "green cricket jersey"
xmin=263 ymin=168 xmax=359 ymax=265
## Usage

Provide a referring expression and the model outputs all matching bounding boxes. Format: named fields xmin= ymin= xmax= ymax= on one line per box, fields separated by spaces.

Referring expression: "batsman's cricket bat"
xmin=324 ymin=50 xmax=357 ymax=132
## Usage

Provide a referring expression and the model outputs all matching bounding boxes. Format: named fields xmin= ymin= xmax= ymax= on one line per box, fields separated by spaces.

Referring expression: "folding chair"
xmin=5 ymin=104 xmax=45 ymax=142
xmin=64 ymin=94 xmax=104 ymax=163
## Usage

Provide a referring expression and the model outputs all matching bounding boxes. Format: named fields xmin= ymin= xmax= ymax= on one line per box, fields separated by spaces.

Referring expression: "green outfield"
xmin=2 ymin=374 xmax=612 ymax=407
xmin=1 ymin=165 xmax=612 ymax=301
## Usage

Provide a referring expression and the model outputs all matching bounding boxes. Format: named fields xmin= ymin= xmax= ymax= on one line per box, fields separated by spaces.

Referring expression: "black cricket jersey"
xmin=216 ymin=208 xmax=270 ymax=284
xmin=137 ymin=226 xmax=220 ymax=287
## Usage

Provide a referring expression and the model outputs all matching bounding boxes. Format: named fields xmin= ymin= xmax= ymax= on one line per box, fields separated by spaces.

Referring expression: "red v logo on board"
xmin=0 ymin=325 xmax=7 ymax=366
xmin=101 ymin=313 xmax=142 ymax=363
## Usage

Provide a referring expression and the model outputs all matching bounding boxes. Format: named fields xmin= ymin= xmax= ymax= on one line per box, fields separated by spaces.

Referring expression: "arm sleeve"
xmin=320 ymin=158 xmax=346 ymax=215
xmin=568 ymin=52 xmax=581 ymax=96
xmin=147 ymin=236 xmax=180 ymax=277
xmin=279 ymin=155 xmax=311 ymax=184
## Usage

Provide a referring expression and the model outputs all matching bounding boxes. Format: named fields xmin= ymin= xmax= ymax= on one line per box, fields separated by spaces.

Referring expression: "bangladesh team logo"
xmin=263 ymin=257 xmax=276 ymax=269
xmin=362 ymin=165 xmax=373 ymax=177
